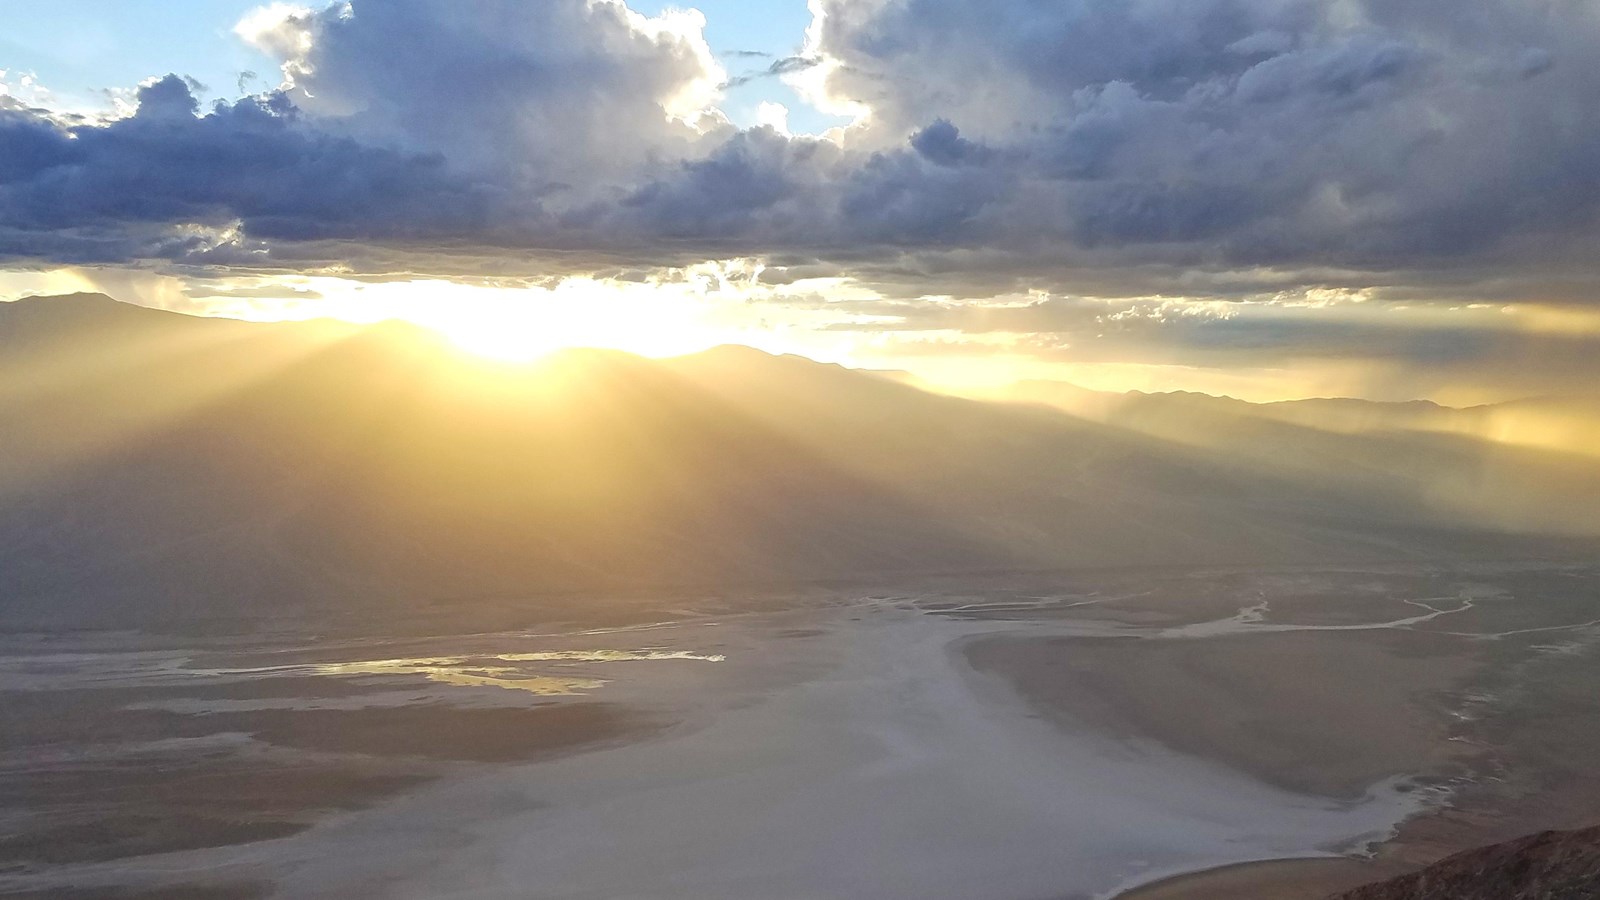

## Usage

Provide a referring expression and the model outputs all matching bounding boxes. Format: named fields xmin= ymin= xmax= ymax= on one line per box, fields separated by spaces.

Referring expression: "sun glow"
xmin=428 ymin=307 xmax=574 ymax=363
xmin=404 ymin=279 xmax=731 ymax=362
xmin=179 ymin=274 xmax=771 ymax=363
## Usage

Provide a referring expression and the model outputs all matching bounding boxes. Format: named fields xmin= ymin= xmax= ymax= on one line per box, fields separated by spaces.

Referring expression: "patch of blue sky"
xmin=630 ymin=0 xmax=850 ymax=135
xmin=0 ymin=0 xmax=272 ymax=112
xmin=1 ymin=0 xmax=849 ymax=133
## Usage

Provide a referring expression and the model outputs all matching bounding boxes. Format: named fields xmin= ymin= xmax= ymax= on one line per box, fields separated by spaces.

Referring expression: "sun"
xmin=432 ymin=315 xmax=565 ymax=363
xmin=394 ymin=278 xmax=725 ymax=362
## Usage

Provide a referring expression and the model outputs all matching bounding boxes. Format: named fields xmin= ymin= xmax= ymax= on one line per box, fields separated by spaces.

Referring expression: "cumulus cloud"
xmin=235 ymin=0 xmax=730 ymax=186
xmin=0 ymin=75 xmax=487 ymax=265
xmin=1 ymin=0 xmax=1599 ymax=317
xmin=0 ymin=0 xmax=740 ymax=270
xmin=798 ymin=0 xmax=1600 ymax=277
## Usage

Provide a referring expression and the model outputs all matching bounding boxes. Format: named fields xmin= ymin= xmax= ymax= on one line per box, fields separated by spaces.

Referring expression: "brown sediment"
xmin=0 ymin=884 xmax=270 ymax=899
xmin=963 ymin=627 xmax=1485 ymax=898
xmin=1 ymin=687 xmax=658 ymax=868
xmin=165 ymin=702 xmax=654 ymax=762
xmin=1114 ymin=857 xmax=1400 ymax=900
xmin=969 ymin=572 xmax=1600 ymax=900
xmin=964 ymin=628 xmax=1478 ymax=799
xmin=0 ymin=770 xmax=427 ymax=865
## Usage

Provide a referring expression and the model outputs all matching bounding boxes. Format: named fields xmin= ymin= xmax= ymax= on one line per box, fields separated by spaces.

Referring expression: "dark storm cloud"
xmin=618 ymin=128 xmax=831 ymax=239
xmin=909 ymin=121 xmax=995 ymax=168
xmin=0 ymin=76 xmax=489 ymax=264
xmin=587 ymin=0 xmax=1589 ymax=299
xmin=1 ymin=0 xmax=1599 ymax=309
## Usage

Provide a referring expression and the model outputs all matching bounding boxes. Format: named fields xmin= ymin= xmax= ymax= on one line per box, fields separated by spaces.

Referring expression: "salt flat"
xmin=3 ymin=564 xmax=1598 ymax=900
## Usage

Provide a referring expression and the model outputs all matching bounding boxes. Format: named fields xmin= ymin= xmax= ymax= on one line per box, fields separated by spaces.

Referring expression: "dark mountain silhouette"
xmin=1 ymin=294 xmax=1593 ymax=628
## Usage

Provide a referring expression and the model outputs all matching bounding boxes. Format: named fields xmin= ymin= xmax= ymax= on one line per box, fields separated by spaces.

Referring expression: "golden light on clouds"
xmin=158 ymin=265 xmax=869 ymax=366
xmin=6 ymin=264 xmax=1600 ymax=410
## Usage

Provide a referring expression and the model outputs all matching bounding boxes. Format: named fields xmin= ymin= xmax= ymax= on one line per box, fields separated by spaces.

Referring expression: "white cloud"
xmin=234 ymin=0 xmax=730 ymax=183
xmin=755 ymin=101 xmax=791 ymax=136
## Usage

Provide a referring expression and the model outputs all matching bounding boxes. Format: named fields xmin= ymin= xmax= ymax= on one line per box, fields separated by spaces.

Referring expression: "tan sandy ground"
xmin=967 ymin=572 xmax=1600 ymax=900
xmin=0 ymin=689 xmax=656 ymax=868
xmin=1 ymin=885 xmax=268 ymax=900
xmin=964 ymin=628 xmax=1478 ymax=800
xmin=964 ymin=627 xmax=1482 ymax=899
xmin=1117 ymin=857 xmax=1400 ymax=900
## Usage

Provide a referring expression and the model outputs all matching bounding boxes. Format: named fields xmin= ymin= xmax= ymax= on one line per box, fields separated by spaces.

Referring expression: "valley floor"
xmin=2 ymin=562 xmax=1598 ymax=899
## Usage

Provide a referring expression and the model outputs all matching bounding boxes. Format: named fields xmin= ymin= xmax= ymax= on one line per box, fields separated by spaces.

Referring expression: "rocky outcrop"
xmin=1331 ymin=825 xmax=1600 ymax=900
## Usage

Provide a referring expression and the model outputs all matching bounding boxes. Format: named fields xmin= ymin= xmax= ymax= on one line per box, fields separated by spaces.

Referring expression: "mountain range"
xmin=3 ymin=294 xmax=1596 ymax=628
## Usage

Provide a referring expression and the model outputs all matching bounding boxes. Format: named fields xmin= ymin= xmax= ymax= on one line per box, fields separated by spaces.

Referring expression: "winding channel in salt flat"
xmin=8 ymin=590 xmax=1600 ymax=900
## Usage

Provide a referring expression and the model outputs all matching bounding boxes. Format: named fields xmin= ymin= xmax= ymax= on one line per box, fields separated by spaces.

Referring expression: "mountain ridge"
xmin=3 ymin=294 xmax=1596 ymax=629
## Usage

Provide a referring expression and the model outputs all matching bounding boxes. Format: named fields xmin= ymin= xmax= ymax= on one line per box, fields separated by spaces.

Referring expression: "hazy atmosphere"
xmin=4 ymin=3 xmax=1600 ymax=900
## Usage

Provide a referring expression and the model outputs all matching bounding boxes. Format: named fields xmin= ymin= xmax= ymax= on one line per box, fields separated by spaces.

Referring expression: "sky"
xmin=3 ymin=0 xmax=1600 ymax=403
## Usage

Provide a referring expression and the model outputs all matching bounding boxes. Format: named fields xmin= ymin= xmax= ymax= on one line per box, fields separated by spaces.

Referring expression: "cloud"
xmin=800 ymin=0 xmax=1600 ymax=277
xmin=909 ymin=120 xmax=993 ymax=168
xmin=724 ymin=55 xmax=821 ymax=89
xmin=0 ymin=0 xmax=1598 ymax=323
xmin=0 ymin=75 xmax=488 ymax=265
xmin=0 ymin=0 xmax=738 ymax=269
xmin=237 ymin=0 xmax=729 ymax=182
